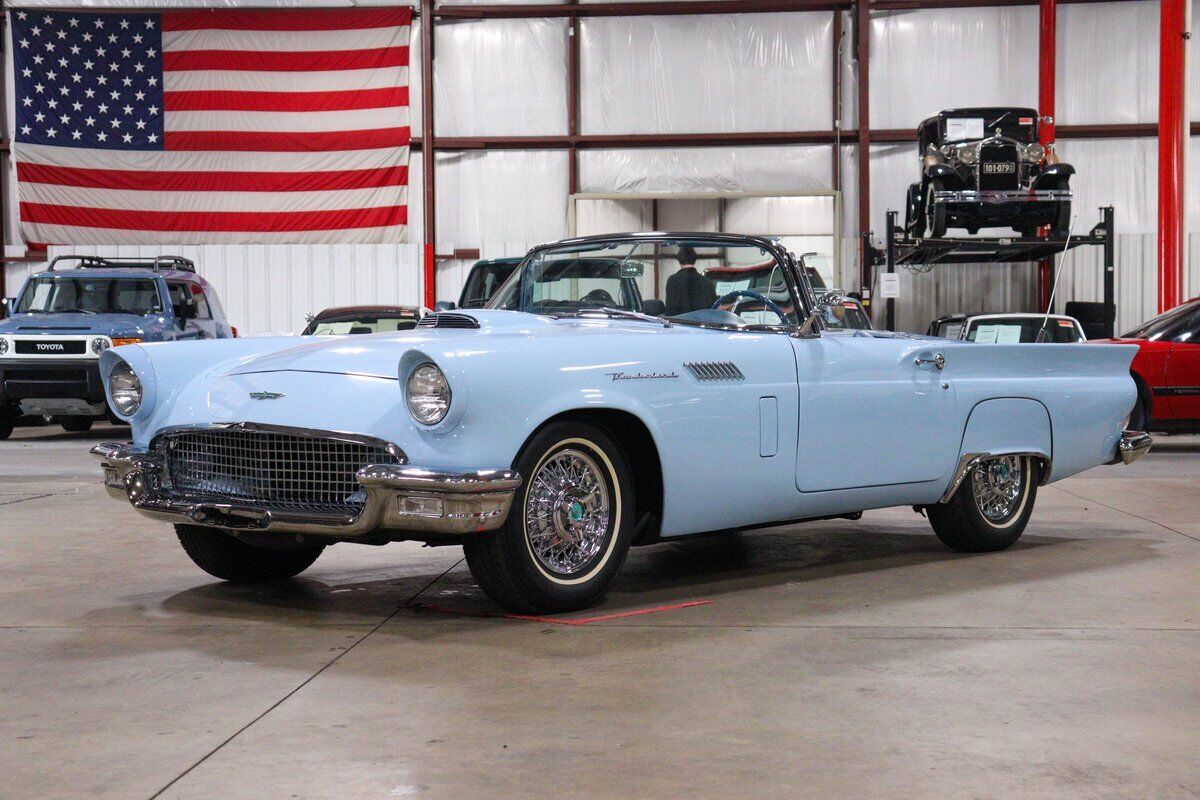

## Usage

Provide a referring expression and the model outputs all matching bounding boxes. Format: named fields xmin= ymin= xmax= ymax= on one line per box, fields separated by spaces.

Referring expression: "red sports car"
xmin=1094 ymin=298 xmax=1200 ymax=431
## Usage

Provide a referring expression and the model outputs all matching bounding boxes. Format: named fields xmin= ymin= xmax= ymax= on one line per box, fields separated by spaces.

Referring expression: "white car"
xmin=928 ymin=313 xmax=1086 ymax=344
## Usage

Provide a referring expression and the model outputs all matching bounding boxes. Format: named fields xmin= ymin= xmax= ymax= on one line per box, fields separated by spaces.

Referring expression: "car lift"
xmin=871 ymin=206 xmax=1115 ymax=335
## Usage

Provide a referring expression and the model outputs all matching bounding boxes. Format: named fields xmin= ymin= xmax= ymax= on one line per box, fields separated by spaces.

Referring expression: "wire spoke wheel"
xmin=970 ymin=455 xmax=1024 ymax=523
xmin=524 ymin=448 xmax=612 ymax=577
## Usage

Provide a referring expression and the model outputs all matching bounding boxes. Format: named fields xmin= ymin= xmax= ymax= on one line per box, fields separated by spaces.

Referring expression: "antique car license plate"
xmin=982 ymin=162 xmax=1016 ymax=174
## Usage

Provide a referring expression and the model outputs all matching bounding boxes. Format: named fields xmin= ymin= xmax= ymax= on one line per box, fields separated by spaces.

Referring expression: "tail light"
xmin=231 ymin=327 xmax=239 ymax=338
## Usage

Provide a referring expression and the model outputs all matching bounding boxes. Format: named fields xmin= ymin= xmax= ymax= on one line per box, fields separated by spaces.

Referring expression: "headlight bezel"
xmin=1024 ymin=142 xmax=1046 ymax=163
xmin=109 ymin=360 xmax=143 ymax=418
xmin=405 ymin=361 xmax=452 ymax=426
xmin=91 ymin=337 xmax=111 ymax=355
xmin=0 ymin=336 xmax=8 ymax=356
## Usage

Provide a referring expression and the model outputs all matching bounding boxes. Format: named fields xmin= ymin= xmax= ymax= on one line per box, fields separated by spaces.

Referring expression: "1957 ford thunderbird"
xmin=92 ymin=232 xmax=1151 ymax=613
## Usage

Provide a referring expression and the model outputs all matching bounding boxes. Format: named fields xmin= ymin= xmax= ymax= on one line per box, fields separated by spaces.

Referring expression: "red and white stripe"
xmin=15 ymin=7 xmax=411 ymax=246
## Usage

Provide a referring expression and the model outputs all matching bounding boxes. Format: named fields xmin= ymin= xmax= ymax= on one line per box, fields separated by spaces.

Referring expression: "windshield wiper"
xmin=55 ymin=307 xmax=96 ymax=315
xmin=555 ymin=307 xmax=672 ymax=328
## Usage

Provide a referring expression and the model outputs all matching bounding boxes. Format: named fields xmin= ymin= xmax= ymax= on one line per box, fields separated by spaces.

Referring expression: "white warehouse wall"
xmin=3 ymin=1 xmax=1198 ymax=335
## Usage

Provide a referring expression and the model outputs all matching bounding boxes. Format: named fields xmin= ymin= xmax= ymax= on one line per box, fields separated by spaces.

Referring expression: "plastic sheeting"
xmin=435 ymin=19 xmax=568 ymax=136
xmin=870 ymin=7 xmax=1038 ymax=131
xmin=1059 ymin=2 xmax=1160 ymax=125
xmin=581 ymin=13 xmax=833 ymax=134
xmin=435 ymin=149 xmax=568 ymax=247
xmin=579 ymin=145 xmax=832 ymax=194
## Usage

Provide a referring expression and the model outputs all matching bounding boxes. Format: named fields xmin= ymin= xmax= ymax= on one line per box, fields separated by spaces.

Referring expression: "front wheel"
xmin=464 ymin=421 xmax=635 ymax=614
xmin=925 ymin=179 xmax=947 ymax=237
xmin=927 ymin=455 xmax=1039 ymax=553
xmin=175 ymin=524 xmax=325 ymax=582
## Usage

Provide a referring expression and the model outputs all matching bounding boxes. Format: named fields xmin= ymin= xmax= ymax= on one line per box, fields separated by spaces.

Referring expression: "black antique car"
xmin=905 ymin=107 xmax=1074 ymax=238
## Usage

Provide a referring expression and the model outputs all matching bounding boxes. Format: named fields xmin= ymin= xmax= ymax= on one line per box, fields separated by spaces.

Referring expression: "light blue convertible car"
xmin=92 ymin=232 xmax=1151 ymax=613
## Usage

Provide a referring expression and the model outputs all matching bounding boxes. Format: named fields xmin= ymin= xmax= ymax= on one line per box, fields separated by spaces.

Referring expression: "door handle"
xmin=915 ymin=353 xmax=945 ymax=370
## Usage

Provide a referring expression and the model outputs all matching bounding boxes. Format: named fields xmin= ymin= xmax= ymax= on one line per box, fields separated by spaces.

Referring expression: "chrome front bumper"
xmin=1110 ymin=430 xmax=1153 ymax=465
xmin=933 ymin=189 xmax=1072 ymax=205
xmin=91 ymin=442 xmax=521 ymax=540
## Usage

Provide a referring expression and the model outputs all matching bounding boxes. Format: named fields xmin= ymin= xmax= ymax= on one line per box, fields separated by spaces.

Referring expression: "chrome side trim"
xmin=1109 ymin=430 xmax=1152 ymax=465
xmin=939 ymin=450 xmax=1051 ymax=504
xmin=92 ymin=440 xmax=521 ymax=539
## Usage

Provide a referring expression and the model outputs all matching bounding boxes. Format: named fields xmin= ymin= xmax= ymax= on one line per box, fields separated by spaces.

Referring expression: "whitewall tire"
xmin=464 ymin=421 xmax=635 ymax=613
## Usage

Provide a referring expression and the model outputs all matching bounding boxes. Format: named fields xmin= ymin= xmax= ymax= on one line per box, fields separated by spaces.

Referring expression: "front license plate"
xmin=982 ymin=162 xmax=1016 ymax=174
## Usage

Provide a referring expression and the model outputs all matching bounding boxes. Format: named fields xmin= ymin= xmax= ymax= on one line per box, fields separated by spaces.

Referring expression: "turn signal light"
xmin=111 ymin=338 xmax=143 ymax=347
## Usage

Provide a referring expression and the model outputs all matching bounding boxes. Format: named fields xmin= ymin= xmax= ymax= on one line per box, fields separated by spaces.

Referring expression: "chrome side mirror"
xmin=797 ymin=294 xmax=848 ymax=336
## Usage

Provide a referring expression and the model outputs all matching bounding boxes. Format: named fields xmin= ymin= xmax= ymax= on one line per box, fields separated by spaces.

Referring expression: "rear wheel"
xmin=464 ymin=421 xmax=635 ymax=614
xmin=906 ymin=183 xmax=926 ymax=237
xmin=1128 ymin=386 xmax=1151 ymax=433
xmin=928 ymin=455 xmax=1039 ymax=553
xmin=175 ymin=524 xmax=325 ymax=582
xmin=57 ymin=416 xmax=94 ymax=433
xmin=1053 ymin=201 xmax=1072 ymax=237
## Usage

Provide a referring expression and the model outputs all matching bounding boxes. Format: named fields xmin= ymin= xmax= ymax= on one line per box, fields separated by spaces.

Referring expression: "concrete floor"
xmin=2 ymin=423 xmax=1198 ymax=800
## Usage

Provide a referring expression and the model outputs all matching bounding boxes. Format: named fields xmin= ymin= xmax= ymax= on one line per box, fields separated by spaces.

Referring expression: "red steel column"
xmin=1036 ymin=0 xmax=1056 ymax=312
xmin=421 ymin=0 xmax=438 ymax=308
xmin=1158 ymin=0 xmax=1187 ymax=313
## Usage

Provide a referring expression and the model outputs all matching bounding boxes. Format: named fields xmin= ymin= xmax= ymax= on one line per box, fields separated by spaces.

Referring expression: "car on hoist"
xmin=906 ymin=107 xmax=1074 ymax=238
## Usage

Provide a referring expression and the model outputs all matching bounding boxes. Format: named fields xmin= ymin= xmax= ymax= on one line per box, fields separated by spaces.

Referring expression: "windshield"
xmin=966 ymin=317 xmax=1083 ymax=343
xmin=303 ymin=314 xmax=418 ymax=335
xmin=488 ymin=238 xmax=801 ymax=326
xmin=1121 ymin=300 xmax=1200 ymax=341
xmin=16 ymin=276 xmax=162 ymax=316
xmin=461 ymin=262 xmax=518 ymax=309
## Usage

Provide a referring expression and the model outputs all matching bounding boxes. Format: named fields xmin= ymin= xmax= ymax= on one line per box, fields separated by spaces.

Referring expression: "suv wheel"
xmin=57 ymin=416 xmax=94 ymax=433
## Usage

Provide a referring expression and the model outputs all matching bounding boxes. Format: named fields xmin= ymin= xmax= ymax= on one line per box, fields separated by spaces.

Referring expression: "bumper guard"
xmin=91 ymin=442 xmax=521 ymax=539
xmin=1110 ymin=430 xmax=1152 ymax=466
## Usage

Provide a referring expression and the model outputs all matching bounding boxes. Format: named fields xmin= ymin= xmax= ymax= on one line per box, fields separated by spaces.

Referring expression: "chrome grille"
xmin=978 ymin=142 xmax=1020 ymax=191
xmin=158 ymin=427 xmax=404 ymax=514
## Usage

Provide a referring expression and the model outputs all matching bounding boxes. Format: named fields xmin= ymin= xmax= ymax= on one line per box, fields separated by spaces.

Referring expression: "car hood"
xmin=0 ymin=312 xmax=168 ymax=338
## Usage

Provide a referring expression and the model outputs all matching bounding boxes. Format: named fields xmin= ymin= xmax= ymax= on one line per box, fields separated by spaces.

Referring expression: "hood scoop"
xmin=16 ymin=325 xmax=91 ymax=331
xmin=417 ymin=312 xmax=480 ymax=330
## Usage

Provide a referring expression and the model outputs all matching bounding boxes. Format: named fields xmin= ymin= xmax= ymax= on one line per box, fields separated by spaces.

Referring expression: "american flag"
xmin=10 ymin=8 xmax=411 ymax=245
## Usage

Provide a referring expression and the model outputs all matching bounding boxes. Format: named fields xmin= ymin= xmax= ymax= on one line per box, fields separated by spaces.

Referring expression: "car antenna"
xmin=1035 ymin=213 xmax=1077 ymax=343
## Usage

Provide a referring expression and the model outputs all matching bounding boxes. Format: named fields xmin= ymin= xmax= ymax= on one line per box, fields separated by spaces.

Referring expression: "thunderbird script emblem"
xmin=249 ymin=391 xmax=285 ymax=400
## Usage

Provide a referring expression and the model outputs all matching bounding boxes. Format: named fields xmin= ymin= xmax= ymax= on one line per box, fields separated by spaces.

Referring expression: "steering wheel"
xmin=713 ymin=290 xmax=789 ymax=323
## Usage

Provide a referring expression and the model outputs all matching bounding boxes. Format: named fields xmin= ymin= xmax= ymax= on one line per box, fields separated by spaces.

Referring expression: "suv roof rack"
xmin=46 ymin=255 xmax=196 ymax=273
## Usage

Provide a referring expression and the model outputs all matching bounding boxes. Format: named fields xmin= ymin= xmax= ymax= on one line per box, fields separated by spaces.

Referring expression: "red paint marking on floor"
xmin=413 ymin=599 xmax=714 ymax=625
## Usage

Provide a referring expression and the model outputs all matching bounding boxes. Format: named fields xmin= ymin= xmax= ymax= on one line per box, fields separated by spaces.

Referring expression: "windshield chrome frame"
xmin=485 ymin=232 xmax=818 ymax=332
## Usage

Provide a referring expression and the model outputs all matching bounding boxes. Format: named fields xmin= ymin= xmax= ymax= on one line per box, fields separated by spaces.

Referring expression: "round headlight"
xmin=0 ymin=337 xmax=8 ymax=356
xmin=406 ymin=362 xmax=451 ymax=426
xmin=956 ymin=143 xmax=978 ymax=165
xmin=1025 ymin=142 xmax=1046 ymax=162
xmin=91 ymin=337 xmax=111 ymax=355
xmin=109 ymin=360 xmax=143 ymax=417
